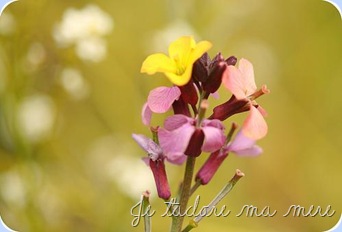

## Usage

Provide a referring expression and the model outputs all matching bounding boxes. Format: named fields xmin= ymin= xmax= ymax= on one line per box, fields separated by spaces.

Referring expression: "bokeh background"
xmin=0 ymin=0 xmax=341 ymax=231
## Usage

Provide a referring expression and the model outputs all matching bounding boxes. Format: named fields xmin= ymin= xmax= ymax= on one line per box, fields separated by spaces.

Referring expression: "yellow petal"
xmin=165 ymin=65 xmax=193 ymax=86
xmin=141 ymin=53 xmax=177 ymax=74
xmin=168 ymin=36 xmax=195 ymax=65
xmin=188 ymin=40 xmax=212 ymax=65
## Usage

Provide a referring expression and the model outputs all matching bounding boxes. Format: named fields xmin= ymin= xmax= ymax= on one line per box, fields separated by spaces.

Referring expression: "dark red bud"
xmin=192 ymin=53 xmax=210 ymax=82
xmin=179 ymin=81 xmax=198 ymax=106
xmin=184 ymin=129 xmax=205 ymax=157
xmin=226 ymin=56 xmax=237 ymax=66
xmin=209 ymin=53 xmax=225 ymax=70
xmin=172 ymin=98 xmax=191 ymax=117
xmin=209 ymin=95 xmax=250 ymax=121
xmin=195 ymin=149 xmax=229 ymax=185
xmin=203 ymin=62 xmax=227 ymax=93
xmin=149 ymin=159 xmax=171 ymax=200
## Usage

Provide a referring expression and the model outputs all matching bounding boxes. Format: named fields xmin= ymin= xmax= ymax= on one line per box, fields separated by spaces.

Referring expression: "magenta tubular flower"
xmin=158 ymin=115 xmax=225 ymax=157
xmin=132 ymin=134 xmax=186 ymax=199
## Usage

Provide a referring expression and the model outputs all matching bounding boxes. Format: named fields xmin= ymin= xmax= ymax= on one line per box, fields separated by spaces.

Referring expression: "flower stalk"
xmin=171 ymin=156 xmax=196 ymax=232
xmin=142 ymin=191 xmax=152 ymax=232
xmin=183 ymin=169 xmax=245 ymax=232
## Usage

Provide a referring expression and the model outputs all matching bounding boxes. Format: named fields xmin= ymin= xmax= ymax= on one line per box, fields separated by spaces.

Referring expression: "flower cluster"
xmin=132 ymin=36 xmax=269 ymax=229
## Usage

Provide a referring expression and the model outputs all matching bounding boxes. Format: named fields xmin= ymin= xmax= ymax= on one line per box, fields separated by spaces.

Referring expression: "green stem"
xmin=171 ymin=156 xmax=196 ymax=232
xmin=183 ymin=169 xmax=245 ymax=231
xmin=142 ymin=192 xmax=151 ymax=232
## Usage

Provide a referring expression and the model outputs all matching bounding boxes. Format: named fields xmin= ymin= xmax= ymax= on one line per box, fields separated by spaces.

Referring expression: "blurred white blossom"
xmin=0 ymin=12 xmax=16 ymax=35
xmin=87 ymin=136 xmax=156 ymax=200
xmin=60 ymin=68 xmax=89 ymax=100
xmin=17 ymin=94 xmax=56 ymax=143
xmin=53 ymin=4 xmax=114 ymax=62
xmin=26 ymin=42 xmax=46 ymax=70
xmin=0 ymin=170 xmax=26 ymax=208
xmin=75 ymin=37 xmax=107 ymax=62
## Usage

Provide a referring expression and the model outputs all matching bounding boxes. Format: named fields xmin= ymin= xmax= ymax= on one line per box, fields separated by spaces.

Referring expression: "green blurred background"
xmin=0 ymin=0 xmax=341 ymax=231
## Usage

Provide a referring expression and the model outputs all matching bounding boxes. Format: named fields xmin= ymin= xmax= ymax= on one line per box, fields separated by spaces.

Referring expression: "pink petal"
xmin=142 ymin=103 xmax=152 ymax=126
xmin=147 ymin=86 xmax=181 ymax=113
xmin=233 ymin=145 xmax=263 ymax=157
xmin=242 ymin=106 xmax=268 ymax=140
xmin=164 ymin=114 xmax=194 ymax=131
xmin=202 ymin=119 xmax=225 ymax=130
xmin=210 ymin=91 xmax=220 ymax=99
xmin=201 ymin=120 xmax=225 ymax=152
xmin=238 ymin=58 xmax=257 ymax=95
xmin=158 ymin=124 xmax=195 ymax=156
xmin=166 ymin=152 xmax=187 ymax=165
xmin=228 ymin=130 xmax=256 ymax=152
xmin=222 ymin=65 xmax=246 ymax=99
xmin=132 ymin=134 xmax=162 ymax=161
xmin=257 ymin=105 xmax=268 ymax=117
xmin=141 ymin=157 xmax=150 ymax=166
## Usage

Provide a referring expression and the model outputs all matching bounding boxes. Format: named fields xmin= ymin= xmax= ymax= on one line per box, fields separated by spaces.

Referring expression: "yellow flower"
xmin=141 ymin=36 xmax=212 ymax=86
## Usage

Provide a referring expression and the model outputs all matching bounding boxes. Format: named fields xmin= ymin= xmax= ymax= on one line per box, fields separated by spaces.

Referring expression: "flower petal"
xmin=158 ymin=124 xmax=195 ymax=156
xmin=132 ymin=134 xmax=162 ymax=161
xmin=165 ymin=64 xmax=193 ymax=86
xmin=222 ymin=65 xmax=246 ymax=99
xmin=188 ymin=40 xmax=212 ymax=65
xmin=238 ymin=58 xmax=257 ymax=95
xmin=147 ymin=86 xmax=181 ymax=113
xmin=233 ymin=145 xmax=263 ymax=157
xmin=201 ymin=119 xmax=225 ymax=152
xmin=166 ymin=152 xmax=187 ymax=165
xmin=141 ymin=103 xmax=152 ymax=126
xmin=164 ymin=114 xmax=194 ymax=131
xmin=228 ymin=130 xmax=256 ymax=152
xmin=242 ymin=106 xmax=268 ymax=140
xmin=168 ymin=36 xmax=195 ymax=65
xmin=141 ymin=53 xmax=177 ymax=74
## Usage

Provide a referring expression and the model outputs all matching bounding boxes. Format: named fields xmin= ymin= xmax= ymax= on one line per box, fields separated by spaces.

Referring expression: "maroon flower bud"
xmin=209 ymin=95 xmax=250 ymax=121
xmin=184 ymin=128 xmax=205 ymax=157
xmin=192 ymin=53 xmax=210 ymax=83
xmin=225 ymin=56 xmax=237 ymax=66
xmin=203 ymin=62 xmax=227 ymax=93
xmin=209 ymin=53 xmax=225 ymax=70
xmin=179 ymin=80 xmax=198 ymax=106
xmin=195 ymin=149 xmax=229 ymax=185
xmin=149 ymin=159 xmax=171 ymax=200
xmin=172 ymin=98 xmax=191 ymax=117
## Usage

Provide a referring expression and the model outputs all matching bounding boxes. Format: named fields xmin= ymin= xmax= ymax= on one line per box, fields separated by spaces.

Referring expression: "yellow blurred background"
xmin=0 ymin=0 xmax=341 ymax=231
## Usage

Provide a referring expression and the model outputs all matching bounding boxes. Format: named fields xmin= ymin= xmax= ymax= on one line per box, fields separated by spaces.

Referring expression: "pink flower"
xmin=158 ymin=115 xmax=225 ymax=157
xmin=142 ymin=86 xmax=181 ymax=125
xmin=195 ymin=122 xmax=263 ymax=185
xmin=132 ymin=133 xmax=186 ymax=199
xmin=222 ymin=58 xmax=269 ymax=140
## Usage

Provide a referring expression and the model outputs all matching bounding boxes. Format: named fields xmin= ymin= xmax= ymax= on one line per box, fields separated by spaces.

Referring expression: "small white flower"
xmin=0 ymin=170 xmax=26 ymax=208
xmin=0 ymin=12 xmax=16 ymax=35
xmin=26 ymin=42 xmax=46 ymax=66
xmin=75 ymin=37 xmax=107 ymax=62
xmin=60 ymin=68 xmax=89 ymax=99
xmin=17 ymin=94 xmax=55 ymax=143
